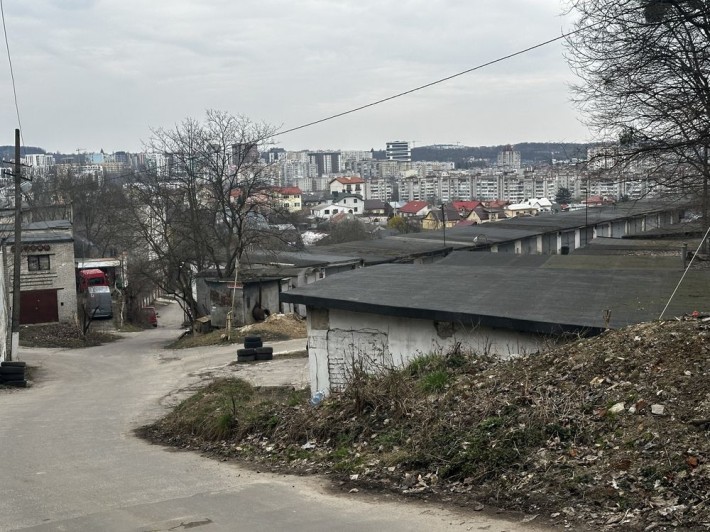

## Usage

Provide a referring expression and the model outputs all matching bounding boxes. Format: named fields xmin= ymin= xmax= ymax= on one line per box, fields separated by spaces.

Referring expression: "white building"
xmin=310 ymin=194 xmax=363 ymax=220
xmin=386 ymin=141 xmax=411 ymax=162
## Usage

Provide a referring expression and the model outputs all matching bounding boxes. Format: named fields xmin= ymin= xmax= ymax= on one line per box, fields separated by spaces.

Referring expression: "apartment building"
xmin=386 ymin=141 xmax=411 ymax=162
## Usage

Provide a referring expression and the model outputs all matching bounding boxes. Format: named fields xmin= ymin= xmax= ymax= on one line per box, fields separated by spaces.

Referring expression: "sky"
xmin=0 ymin=0 xmax=591 ymax=154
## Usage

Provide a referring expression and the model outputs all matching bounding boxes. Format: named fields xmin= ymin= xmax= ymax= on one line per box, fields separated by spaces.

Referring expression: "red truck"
xmin=77 ymin=268 xmax=109 ymax=292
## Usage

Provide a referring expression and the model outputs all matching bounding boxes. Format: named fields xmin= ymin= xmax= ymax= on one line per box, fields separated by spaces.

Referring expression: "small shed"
xmin=195 ymin=272 xmax=285 ymax=328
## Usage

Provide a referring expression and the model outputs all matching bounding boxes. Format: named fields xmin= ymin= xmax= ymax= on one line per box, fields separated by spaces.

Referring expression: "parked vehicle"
xmin=86 ymin=285 xmax=113 ymax=318
xmin=78 ymin=268 xmax=109 ymax=292
xmin=141 ymin=306 xmax=158 ymax=327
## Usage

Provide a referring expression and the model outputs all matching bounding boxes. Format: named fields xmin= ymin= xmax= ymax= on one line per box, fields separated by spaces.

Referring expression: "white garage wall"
xmin=306 ymin=307 xmax=544 ymax=393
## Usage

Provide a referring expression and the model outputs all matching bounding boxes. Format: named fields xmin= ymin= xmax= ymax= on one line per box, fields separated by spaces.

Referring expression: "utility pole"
xmin=10 ymin=128 xmax=21 ymax=361
xmin=441 ymin=203 xmax=446 ymax=248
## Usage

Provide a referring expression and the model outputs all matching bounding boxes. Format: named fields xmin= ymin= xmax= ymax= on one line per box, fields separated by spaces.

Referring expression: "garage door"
xmin=20 ymin=289 xmax=59 ymax=324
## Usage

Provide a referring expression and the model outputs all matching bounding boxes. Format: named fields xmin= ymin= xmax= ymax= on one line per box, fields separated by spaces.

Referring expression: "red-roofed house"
xmin=398 ymin=201 xmax=430 ymax=218
xmin=274 ymin=186 xmax=303 ymax=212
xmin=451 ymin=200 xmax=482 ymax=216
xmin=329 ymin=177 xmax=365 ymax=196
xmin=483 ymin=199 xmax=510 ymax=209
xmin=583 ymin=195 xmax=615 ymax=207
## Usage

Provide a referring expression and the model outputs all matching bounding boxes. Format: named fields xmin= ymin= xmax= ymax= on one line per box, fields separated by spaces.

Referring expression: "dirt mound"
xmin=141 ymin=318 xmax=710 ymax=530
xmin=238 ymin=313 xmax=306 ymax=341
xmin=19 ymin=323 xmax=119 ymax=348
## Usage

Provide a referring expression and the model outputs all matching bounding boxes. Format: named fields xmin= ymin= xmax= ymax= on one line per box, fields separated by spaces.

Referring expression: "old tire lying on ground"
xmin=255 ymin=347 xmax=273 ymax=361
xmin=237 ymin=347 xmax=257 ymax=362
xmin=0 ymin=366 xmax=25 ymax=375
xmin=244 ymin=336 xmax=261 ymax=343
xmin=1 ymin=374 xmax=26 ymax=383
xmin=1 ymin=379 xmax=28 ymax=387
xmin=1 ymin=361 xmax=26 ymax=367
xmin=244 ymin=340 xmax=263 ymax=349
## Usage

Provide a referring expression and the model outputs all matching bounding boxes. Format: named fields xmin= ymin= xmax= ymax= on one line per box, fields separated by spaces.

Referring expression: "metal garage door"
xmin=20 ymin=289 xmax=59 ymax=324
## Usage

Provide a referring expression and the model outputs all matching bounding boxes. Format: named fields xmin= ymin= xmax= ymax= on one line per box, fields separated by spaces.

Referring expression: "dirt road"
xmin=0 ymin=301 xmax=547 ymax=531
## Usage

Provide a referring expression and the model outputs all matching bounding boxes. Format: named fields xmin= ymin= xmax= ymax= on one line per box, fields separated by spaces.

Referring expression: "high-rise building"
xmin=386 ymin=141 xmax=411 ymax=162
xmin=307 ymin=151 xmax=341 ymax=176
xmin=232 ymin=143 xmax=259 ymax=165
xmin=497 ymin=145 xmax=521 ymax=170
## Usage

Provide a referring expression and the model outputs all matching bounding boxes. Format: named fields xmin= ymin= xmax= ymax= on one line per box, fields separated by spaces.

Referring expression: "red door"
xmin=20 ymin=289 xmax=59 ymax=324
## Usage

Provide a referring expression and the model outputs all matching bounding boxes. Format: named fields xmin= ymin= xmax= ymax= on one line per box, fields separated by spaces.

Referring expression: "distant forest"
xmin=374 ymin=142 xmax=592 ymax=167
xmin=0 ymin=146 xmax=46 ymax=160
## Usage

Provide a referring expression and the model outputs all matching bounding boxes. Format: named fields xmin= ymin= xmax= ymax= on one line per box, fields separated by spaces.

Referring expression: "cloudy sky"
xmin=0 ymin=0 xmax=590 ymax=153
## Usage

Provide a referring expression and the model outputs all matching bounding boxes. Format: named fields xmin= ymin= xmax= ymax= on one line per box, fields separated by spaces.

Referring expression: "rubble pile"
xmin=237 ymin=313 xmax=306 ymax=341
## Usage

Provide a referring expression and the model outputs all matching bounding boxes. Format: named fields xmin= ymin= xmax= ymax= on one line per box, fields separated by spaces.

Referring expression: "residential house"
xmin=421 ymin=205 xmax=460 ymax=230
xmin=451 ymin=200 xmax=482 ymax=217
xmin=310 ymin=194 xmax=363 ymax=220
xmin=363 ymin=199 xmax=392 ymax=223
xmin=302 ymin=194 xmax=325 ymax=209
xmin=463 ymin=204 xmax=508 ymax=224
xmin=273 ymin=187 xmax=303 ymax=213
xmin=398 ymin=201 xmax=430 ymax=218
xmin=505 ymin=202 xmax=539 ymax=217
xmin=584 ymin=195 xmax=616 ymax=207
xmin=388 ymin=200 xmax=406 ymax=214
xmin=329 ymin=177 xmax=365 ymax=197
xmin=505 ymin=198 xmax=554 ymax=218
xmin=464 ymin=205 xmax=489 ymax=224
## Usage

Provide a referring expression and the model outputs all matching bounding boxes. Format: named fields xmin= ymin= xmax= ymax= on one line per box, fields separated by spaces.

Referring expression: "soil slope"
xmin=141 ymin=317 xmax=710 ymax=531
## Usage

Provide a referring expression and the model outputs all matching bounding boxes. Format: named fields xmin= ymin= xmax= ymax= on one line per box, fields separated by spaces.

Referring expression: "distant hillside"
xmin=413 ymin=142 xmax=591 ymax=166
xmin=370 ymin=142 xmax=591 ymax=167
xmin=0 ymin=146 xmax=46 ymax=159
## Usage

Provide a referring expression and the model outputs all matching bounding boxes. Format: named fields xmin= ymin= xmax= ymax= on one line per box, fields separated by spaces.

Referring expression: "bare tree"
xmin=565 ymin=0 xmax=710 ymax=219
xmin=125 ymin=110 xmax=286 ymax=324
xmin=23 ymin=170 xmax=132 ymax=258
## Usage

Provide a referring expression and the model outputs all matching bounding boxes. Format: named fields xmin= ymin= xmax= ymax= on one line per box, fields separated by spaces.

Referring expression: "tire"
xmin=255 ymin=347 xmax=273 ymax=355
xmin=255 ymin=352 xmax=273 ymax=361
xmin=1 ymin=374 xmax=26 ymax=382
xmin=1 ymin=361 xmax=26 ymax=367
xmin=0 ymin=366 xmax=25 ymax=375
xmin=244 ymin=340 xmax=263 ymax=349
xmin=1 ymin=379 xmax=27 ymax=388
xmin=236 ymin=348 xmax=256 ymax=357
xmin=244 ymin=336 xmax=262 ymax=343
xmin=237 ymin=354 xmax=256 ymax=363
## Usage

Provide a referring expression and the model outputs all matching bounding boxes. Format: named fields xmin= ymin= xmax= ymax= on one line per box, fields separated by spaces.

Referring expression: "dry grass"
xmin=140 ymin=319 xmax=710 ymax=531
xmin=168 ymin=313 xmax=306 ymax=349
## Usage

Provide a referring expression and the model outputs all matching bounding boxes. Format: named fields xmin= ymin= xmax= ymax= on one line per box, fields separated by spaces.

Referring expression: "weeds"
xmin=140 ymin=319 xmax=710 ymax=530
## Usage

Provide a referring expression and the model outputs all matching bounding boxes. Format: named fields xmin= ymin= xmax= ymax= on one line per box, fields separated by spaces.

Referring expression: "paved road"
xmin=0 ymin=302 xmax=546 ymax=532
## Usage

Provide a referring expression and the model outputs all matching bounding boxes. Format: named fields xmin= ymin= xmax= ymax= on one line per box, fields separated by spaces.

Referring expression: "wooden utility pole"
xmin=10 ymin=128 xmax=21 ymax=361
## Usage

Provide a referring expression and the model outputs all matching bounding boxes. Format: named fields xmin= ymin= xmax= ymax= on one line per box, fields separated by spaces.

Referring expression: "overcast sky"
xmin=0 ymin=0 xmax=590 ymax=154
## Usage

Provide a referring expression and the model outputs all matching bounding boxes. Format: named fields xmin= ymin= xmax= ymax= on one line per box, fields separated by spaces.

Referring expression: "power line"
xmin=0 ymin=0 xmax=22 ymax=139
xmin=30 ymin=26 xmax=594 ymax=188
xmin=274 ymin=30 xmax=580 ymax=138
xmin=52 ymin=27 xmax=585 ymax=187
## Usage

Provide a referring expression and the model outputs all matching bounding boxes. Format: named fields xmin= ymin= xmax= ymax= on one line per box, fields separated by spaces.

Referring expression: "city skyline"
xmin=1 ymin=1 xmax=591 ymax=153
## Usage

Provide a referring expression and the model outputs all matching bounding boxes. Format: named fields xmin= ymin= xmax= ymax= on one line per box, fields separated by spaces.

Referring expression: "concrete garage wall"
xmin=307 ymin=307 xmax=543 ymax=394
